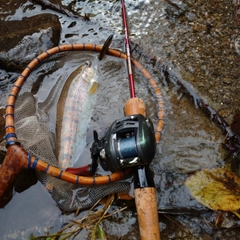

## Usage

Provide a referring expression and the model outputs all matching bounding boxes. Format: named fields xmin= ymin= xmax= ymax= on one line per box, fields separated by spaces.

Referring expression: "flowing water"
xmin=0 ymin=0 xmax=240 ymax=239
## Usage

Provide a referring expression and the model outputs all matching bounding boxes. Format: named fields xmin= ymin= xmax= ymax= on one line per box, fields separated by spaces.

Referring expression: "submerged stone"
xmin=0 ymin=14 xmax=61 ymax=72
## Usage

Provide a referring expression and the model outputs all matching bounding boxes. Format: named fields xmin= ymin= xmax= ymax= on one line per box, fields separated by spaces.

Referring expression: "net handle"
xmin=4 ymin=43 xmax=164 ymax=185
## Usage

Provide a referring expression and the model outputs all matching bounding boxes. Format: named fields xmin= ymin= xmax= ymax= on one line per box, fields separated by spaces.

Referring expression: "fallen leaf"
xmin=185 ymin=168 xmax=240 ymax=211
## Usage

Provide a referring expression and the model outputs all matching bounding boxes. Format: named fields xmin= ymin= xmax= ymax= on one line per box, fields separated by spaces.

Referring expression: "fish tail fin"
xmin=98 ymin=34 xmax=113 ymax=61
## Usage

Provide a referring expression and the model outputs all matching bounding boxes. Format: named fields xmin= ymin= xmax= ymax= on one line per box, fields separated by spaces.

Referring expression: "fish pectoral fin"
xmin=88 ymin=80 xmax=98 ymax=94
xmin=98 ymin=34 xmax=113 ymax=61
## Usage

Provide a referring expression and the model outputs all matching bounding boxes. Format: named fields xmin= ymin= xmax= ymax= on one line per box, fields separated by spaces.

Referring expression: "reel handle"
xmin=124 ymin=98 xmax=161 ymax=240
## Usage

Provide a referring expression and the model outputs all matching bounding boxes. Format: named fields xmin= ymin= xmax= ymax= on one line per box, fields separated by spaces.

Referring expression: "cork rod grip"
xmin=134 ymin=187 xmax=161 ymax=240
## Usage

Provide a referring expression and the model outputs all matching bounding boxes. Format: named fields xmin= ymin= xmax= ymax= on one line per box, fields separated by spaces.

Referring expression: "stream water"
xmin=0 ymin=0 xmax=240 ymax=239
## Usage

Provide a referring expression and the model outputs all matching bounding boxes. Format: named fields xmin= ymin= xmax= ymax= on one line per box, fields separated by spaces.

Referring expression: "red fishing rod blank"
xmin=121 ymin=0 xmax=136 ymax=98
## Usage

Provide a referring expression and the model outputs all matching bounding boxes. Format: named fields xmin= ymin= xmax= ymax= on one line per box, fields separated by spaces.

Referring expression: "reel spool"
xmin=91 ymin=114 xmax=156 ymax=172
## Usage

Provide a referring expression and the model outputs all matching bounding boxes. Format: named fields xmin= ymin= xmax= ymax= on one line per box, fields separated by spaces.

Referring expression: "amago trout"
xmin=57 ymin=60 xmax=98 ymax=170
xmin=57 ymin=35 xmax=115 ymax=171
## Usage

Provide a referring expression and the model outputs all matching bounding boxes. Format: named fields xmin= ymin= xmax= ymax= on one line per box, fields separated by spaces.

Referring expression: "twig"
xmin=31 ymin=194 xmax=127 ymax=239
xmin=162 ymin=214 xmax=190 ymax=236
xmin=104 ymin=206 xmax=128 ymax=219
xmin=31 ymin=0 xmax=88 ymax=20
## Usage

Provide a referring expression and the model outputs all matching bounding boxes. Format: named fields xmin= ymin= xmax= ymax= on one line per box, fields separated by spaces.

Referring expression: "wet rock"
xmin=15 ymin=168 xmax=38 ymax=193
xmin=165 ymin=0 xmax=188 ymax=20
xmin=0 ymin=0 xmax=29 ymax=20
xmin=155 ymin=171 xmax=208 ymax=213
xmin=0 ymin=14 xmax=61 ymax=72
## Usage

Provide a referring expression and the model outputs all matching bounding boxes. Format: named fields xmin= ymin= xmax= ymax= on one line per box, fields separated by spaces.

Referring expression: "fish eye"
xmin=84 ymin=61 xmax=91 ymax=67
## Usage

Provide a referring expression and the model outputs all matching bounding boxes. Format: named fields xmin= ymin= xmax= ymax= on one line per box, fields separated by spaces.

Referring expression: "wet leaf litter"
xmin=185 ymin=168 xmax=240 ymax=216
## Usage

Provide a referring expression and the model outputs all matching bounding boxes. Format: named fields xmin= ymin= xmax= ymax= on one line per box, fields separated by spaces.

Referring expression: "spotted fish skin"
xmin=57 ymin=61 xmax=98 ymax=170
xmin=57 ymin=35 xmax=113 ymax=171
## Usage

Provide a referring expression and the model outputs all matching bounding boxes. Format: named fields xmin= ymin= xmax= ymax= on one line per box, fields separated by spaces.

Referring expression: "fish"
xmin=56 ymin=61 xmax=98 ymax=170
xmin=57 ymin=35 xmax=113 ymax=171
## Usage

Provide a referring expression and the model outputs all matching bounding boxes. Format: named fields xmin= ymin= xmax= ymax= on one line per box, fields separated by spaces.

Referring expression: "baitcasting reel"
xmin=90 ymin=114 xmax=156 ymax=173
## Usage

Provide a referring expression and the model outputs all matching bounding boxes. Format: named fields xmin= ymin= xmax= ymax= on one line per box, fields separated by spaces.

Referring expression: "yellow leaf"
xmin=185 ymin=168 xmax=240 ymax=211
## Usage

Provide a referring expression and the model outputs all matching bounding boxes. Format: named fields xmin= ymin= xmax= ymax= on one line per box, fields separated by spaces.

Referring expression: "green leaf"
xmin=97 ymin=224 xmax=106 ymax=240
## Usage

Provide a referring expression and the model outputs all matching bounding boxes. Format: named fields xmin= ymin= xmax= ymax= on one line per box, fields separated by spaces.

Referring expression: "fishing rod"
xmin=121 ymin=0 xmax=136 ymax=98
xmin=121 ymin=0 xmax=161 ymax=239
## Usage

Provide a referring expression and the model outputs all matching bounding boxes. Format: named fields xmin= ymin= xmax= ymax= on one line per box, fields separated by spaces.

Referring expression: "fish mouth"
xmin=88 ymin=79 xmax=98 ymax=95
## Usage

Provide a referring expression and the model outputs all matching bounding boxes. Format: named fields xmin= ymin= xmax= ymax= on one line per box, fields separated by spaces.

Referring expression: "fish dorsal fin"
xmin=87 ymin=35 xmax=113 ymax=95
xmin=98 ymin=34 xmax=113 ymax=61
